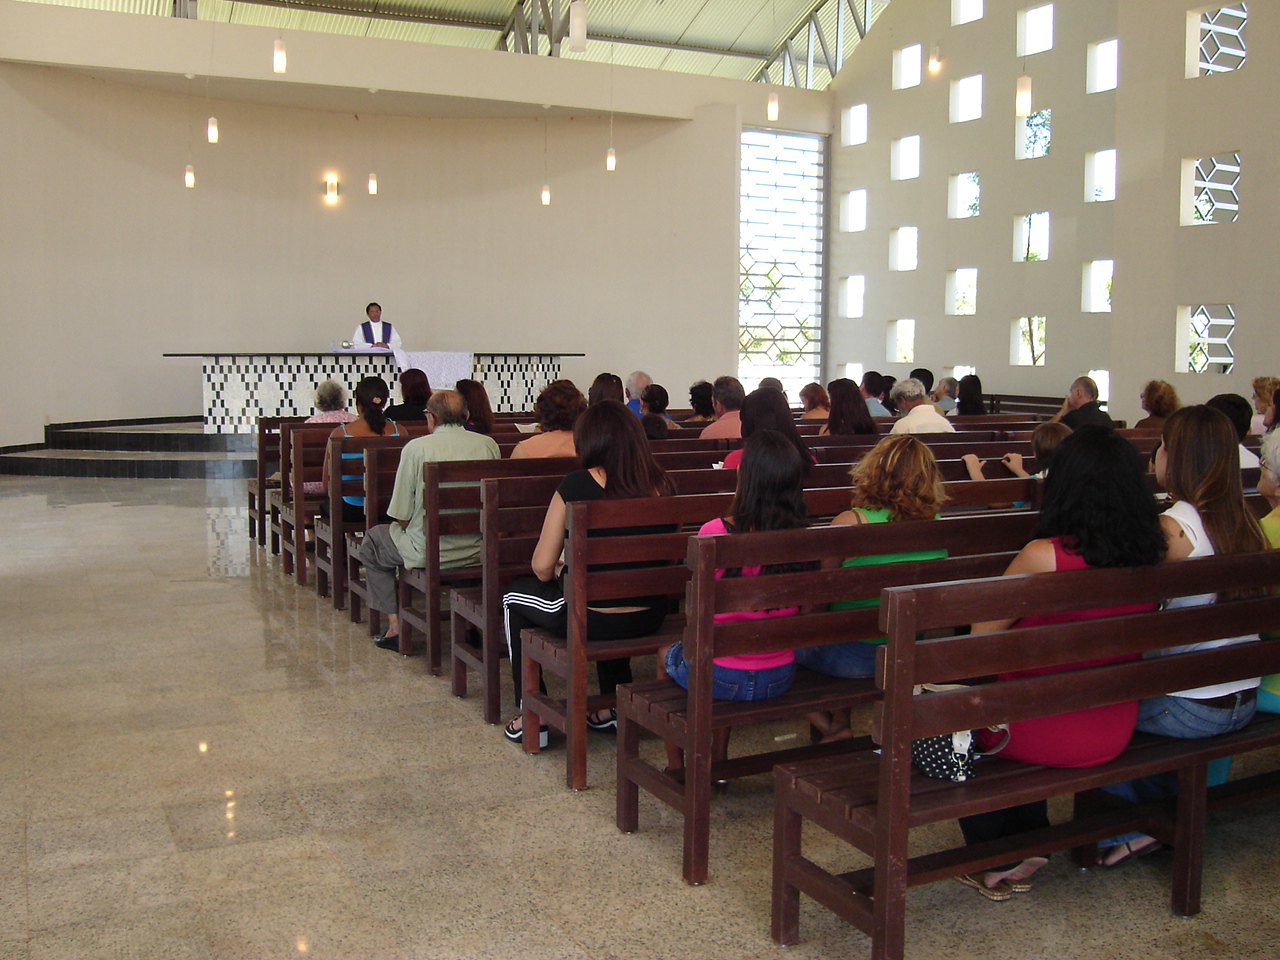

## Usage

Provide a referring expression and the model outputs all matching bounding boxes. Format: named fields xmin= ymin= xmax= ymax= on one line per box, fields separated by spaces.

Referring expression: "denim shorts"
xmin=793 ymin=640 xmax=879 ymax=679
xmin=665 ymin=641 xmax=795 ymax=702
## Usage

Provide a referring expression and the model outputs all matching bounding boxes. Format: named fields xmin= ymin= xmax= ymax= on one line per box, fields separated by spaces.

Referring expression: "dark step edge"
xmin=0 ymin=454 xmax=253 ymax=480
xmin=46 ymin=429 xmax=252 ymax=454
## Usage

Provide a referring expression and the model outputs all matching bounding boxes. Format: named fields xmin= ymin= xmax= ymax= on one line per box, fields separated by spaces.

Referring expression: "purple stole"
xmin=361 ymin=320 xmax=389 ymax=344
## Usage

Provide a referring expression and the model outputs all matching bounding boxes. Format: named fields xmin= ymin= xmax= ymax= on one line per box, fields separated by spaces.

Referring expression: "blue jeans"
xmin=793 ymin=640 xmax=879 ymax=679
xmin=665 ymin=642 xmax=795 ymax=701
xmin=1099 ymin=691 xmax=1255 ymax=847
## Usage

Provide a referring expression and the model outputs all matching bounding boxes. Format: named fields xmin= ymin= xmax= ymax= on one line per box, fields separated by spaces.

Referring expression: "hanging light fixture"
xmin=541 ymin=184 xmax=551 ymax=205
xmin=928 ymin=44 xmax=942 ymax=74
xmin=323 ymin=173 xmax=339 ymax=205
xmin=184 ymin=164 xmax=195 ymax=188
xmin=207 ymin=116 xmax=219 ymax=143
xmin=368 ymin=172 xmax=378 ymax=195
xmin=273 ymin=39 xmax=287 ymax=74
xmin=1015 ymin=75 xmax=1033 ymax=116
xmin=605 ymin=147 xmax=616 ymax=172
xmin=767 ymin=92 xmax=780 ymax=122
xmin=568 ymin=1 xmax=587 ymax=53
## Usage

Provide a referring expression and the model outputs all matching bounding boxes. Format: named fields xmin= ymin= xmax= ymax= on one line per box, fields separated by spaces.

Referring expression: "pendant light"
xmin=767 ymin=92 xmax=779 ymax=122
xmin=184 ymin=164 xmax=195 ymax=188
xmin=568 ymin=1 xmax=587 ymax=53
xmin=273 ymin=39 xmax=287 ymax=74
xmin=1015 ymin=75 xmax=1033 ymax=116
xmin=207 ymin=116 xmax=218 ymax=143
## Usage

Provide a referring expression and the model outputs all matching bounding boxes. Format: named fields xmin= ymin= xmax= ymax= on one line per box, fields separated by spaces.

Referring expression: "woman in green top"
xmin=796 ymin=435 xmax=947 ymax=740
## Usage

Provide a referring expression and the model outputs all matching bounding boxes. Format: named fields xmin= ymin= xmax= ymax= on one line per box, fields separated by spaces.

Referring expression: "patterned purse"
xmin=909 ymin=683 xmax=1010 ymax=782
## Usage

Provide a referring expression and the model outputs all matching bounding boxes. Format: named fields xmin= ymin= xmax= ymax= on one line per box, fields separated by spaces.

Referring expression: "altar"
xmin=164 ymin=351 xmax=583 ymax=433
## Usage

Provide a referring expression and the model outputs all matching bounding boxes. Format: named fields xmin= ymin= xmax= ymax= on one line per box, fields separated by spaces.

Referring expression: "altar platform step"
xmin=0 ymin=419 xmax=255 ymax=479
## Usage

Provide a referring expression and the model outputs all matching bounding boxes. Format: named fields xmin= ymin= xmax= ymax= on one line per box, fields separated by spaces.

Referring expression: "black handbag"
xmin=910 ymin=683 xmax=1010 ymax=782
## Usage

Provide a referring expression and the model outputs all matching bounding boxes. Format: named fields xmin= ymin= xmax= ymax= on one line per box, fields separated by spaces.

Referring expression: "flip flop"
xmin=1098 ymin=839 xmax=1165 ymax=868
xmin=955 ymin=873 xmax=1014 ymax=902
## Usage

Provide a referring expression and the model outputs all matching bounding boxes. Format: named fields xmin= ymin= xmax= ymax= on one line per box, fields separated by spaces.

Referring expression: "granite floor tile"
xmin=26 ymin=908 xmax=213 ymax=960
xmin=26 ymin=809 xmax=176 ymax=871
xmin=163 ymin=789 xmax=312 ymax=852
xmin=26 ymin=855 xmax=195 ymax=934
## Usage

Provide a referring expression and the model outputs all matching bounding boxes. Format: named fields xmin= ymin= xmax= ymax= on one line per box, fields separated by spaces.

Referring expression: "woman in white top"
xmin=1097 ymin=404 xmax=1268 ymax=866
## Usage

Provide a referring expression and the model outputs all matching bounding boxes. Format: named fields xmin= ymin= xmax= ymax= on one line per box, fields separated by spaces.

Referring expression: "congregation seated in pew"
xmin=354 ymin=389 xmax=500 ymax=651
xmin=510 ymin=379 xmax=585 ymax=460
xmin=320 ymin=376 xmax=403 ymax=524
xmin=502 ymin=400 xmax=677 ymax=746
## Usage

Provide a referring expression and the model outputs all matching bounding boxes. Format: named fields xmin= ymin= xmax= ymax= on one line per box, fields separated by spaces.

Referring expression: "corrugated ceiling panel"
xmin=11 ymin=0 xmax=168 ymax=14
xmin=364 ymin=20 xmax=496 ymax=48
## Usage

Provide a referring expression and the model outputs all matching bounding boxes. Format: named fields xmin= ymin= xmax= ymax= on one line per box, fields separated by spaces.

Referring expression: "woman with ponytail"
xmin=322 ymin=376 xmax=403 ymax=523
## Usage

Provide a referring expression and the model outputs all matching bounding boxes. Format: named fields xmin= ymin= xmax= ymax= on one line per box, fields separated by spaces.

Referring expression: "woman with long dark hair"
xmin=686 ymin=380 xmax=717 ymax=422
xmin=721 ymin=388 xmax=812 ymax=470
xmin=502 ymin=400 xmax=677 ymax=744
xmin=321 ymin=376 xmax=402 ymax=523
xmin=953 ymin=374 xmax=986 ymax=415
xmin=955 ymin=425 xmax=1166 ymax=899
xmin=1095 ymin=405 xmax=1268 ymax=866
xmin=384 ymin=368 xmax=431 ymax=422
xmin=454 ymin=379 xmax=496 ymax=434
xmin=821 ymin=378 xmax=878 ymax=437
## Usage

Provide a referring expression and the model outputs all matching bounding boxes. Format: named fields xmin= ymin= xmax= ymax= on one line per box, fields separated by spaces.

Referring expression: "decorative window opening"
xmin=949 ymin=171 xmax=981 ymax=218
xmin=951 ymin=75 xmax=983 ymax=123
xmin=841 ymin=275 xmax=866 ymax=318
xmin=1178 ymin=304 xmax=1235 ymax=374
xmin=1086 ymin=149 xmax=1117 ymax=202
xmin=1088 ymin=369 xmax=1111 ymax=405
xmin=739 ymin=130 xmax=824 ymax=391
xmin=890 ymin=227 xmax=919 ymax=272
xmin=1190 ymin=5 xmax=1247 ymax=78
xmin=1018 ymin=4 xmax=1054 ymax=56
xmin=893 ymin=44 xmax=923 ymax=89
xmin=843 ymin=103 xmax=869 ymax=146
xmin=1017 ymin=109 xmax=1051 ymax=159
xmin=953 ymin=0 xmax=983 ymax=25
xmin=1011 ymin=316 xmax=1048 ymax=366
xmin=892 ymin=135 xmax=922 ymax=180
xmin=841 ymin=190 xmax=868 ymax=232
xmin=1181 ymin=152 xmax=1241 ymax=224
xmin=1088 ymin=39 xmax=1119 ymax=92
xmin=889 ymin=319 xmax=916 ymax=364
xmin=947 ymin=268 xmax=978 ymax=315
xmin=1014 ymin=212 xmax=1050 ymax=262
xmin=1083 ymin=260 xmax=1114 ymax=313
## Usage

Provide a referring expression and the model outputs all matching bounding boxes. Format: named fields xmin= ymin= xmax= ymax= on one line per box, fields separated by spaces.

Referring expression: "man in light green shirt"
xmin=356 ymin=389 xmax=500 ymax=649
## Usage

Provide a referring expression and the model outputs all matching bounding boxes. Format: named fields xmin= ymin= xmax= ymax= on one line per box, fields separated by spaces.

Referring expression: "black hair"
xmin=354 ymin=376 xmax=389 ymax=434
xmin=574 ymin=400 xmax=676 ymax=498
xmin=640 ymin=413 xmax=670 ymax=440
xmin=689 ymin=381 xmax=715 ymax=418
xmin=589 ymin=373 xmax=625 ymax=405
xmin=640 ymin=383 xmax=670 ymax=415
xmin=1032 ymin=425 xmax=1166 ymax=567
xmin=728 ymin=431 xmax=809 ymax=534
xmin=909 ymin=367 xmax=935 ymax=392
xmin=956 ymin=374 xmax=986 ymax=415
xmin=739 ymin=388 xmax=811 ymax=473
xmin=826 ymin=378 xmax=878 ymax=435
xmin=1205 ymin=393 xmax=1253 ymax=443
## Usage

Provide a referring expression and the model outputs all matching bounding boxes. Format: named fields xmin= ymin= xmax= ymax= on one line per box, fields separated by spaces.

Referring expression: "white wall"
xmin=827 ymin=0 xmax=1280 ymax=424
xmin=0 ymin=64 xmax=741 ymax=446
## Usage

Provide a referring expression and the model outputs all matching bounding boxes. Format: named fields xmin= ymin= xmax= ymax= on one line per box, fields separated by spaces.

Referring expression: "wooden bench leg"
xmin=481 ymin=622 xmax=502 ymax=726
xmin=683 ymin=726 xmax=714 ymax=884
xmin=566 ymin=657 xmax=589 ymax=791
xmin=1171 ymin=762 xmax=1209 ymax=917
xmin=451 ymin=611 xmax=469 ymax=700
xmin=293 ymin=516 xmax=309 ymax=586
xmin=771 ymin=783 xmax=803 ymax=945
xmin=616 ymin=708 xmax=640 ymax=834
xmin=522 ymin=644 xmax=543 ymax=756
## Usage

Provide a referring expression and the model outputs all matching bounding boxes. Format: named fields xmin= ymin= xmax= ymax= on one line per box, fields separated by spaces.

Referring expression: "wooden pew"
xmin=248 ymin=415 xmax=303 ymax=547
xmin=520 ymin=479 xmax=1041 ymax=791
xmin=615 ymin=511 xmax=1040 ymax=884
xmin=275 ymin=423 xmax=335 ymax=583
xmin=450 ymin=473 xmax=565 ymax=723
xmin=314 ymin=434 xmax=411 ymax=608
xmin=771 ymin=550 xmax=1280 ymax=960
xmin=392 ymin=457 xmax=578 ymax=670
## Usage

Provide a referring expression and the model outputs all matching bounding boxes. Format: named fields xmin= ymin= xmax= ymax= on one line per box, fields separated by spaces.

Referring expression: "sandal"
xmin=1097 ymin=838 xmax=1164 ymax=868
xmin=955 ymin=873 xmax=1013 ymax=902
xmin=586 ymin=708 xmax=617 ymax=732
xmin=503 ymin=717 xmax=549 ymax=748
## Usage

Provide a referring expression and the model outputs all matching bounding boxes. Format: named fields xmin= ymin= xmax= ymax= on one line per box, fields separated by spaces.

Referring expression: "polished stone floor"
xmin=1 ymin=475 xmax=1276 ymax=960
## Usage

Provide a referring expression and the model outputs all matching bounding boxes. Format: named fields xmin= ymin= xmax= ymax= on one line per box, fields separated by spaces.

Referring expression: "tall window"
xmin=740 ymin=130 xmax=825 ymax=392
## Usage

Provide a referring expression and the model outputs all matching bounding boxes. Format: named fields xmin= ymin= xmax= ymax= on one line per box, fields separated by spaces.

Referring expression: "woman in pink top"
xmin=663 ymin=430 xmax=806 ymax=701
